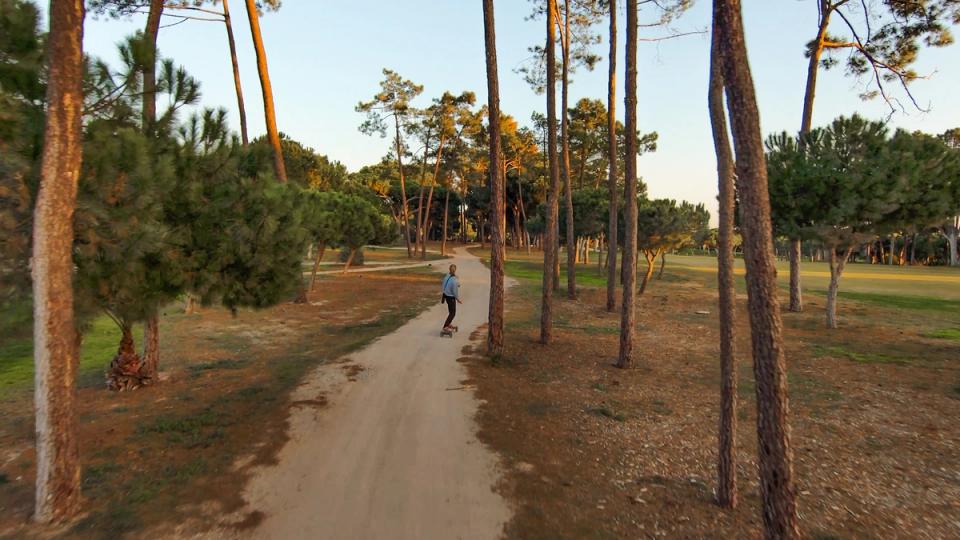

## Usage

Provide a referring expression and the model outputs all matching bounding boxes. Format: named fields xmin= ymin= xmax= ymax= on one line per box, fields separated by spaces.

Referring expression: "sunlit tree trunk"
xmin=605 ymin=0 xmax=618 ymax=312
xmin=946 ymin=217 xmax=959 ymax=266
xmin=714 ymin=1 xmax=799 ymax=536
xmin=561 ymin=0 xmax=576 ymax=299
xmin=395 ymin=120 xmax=412 ymax=257
xmin=541 ymin=0 xmax=560 ymax=344
xmin=826 ymin=246 xmax=853 ymax=329
xmin=244 ymin=0 xmax=287 ymax=182
xmin=422 ymin=136 xmax=446 ymax=258
xmin=709 ymin=21 xmax=738 ymax=508
xmin=483 ymin=0 xmax=505 ymax=356
xmin=414 ymin=127 xmax=433 ymax=256
xmin=639 ymin=249 xmax=657 ymax=295
xmin=617 ymin=0 xmax=639 ymax=368
xmin=222 ymin=0 xmax=249 ymax=145
xmin=141 ymin=0 xmax=163 ymax=133
xmin=441 ymin=191 xmax=450 ymax=256
xmin=32 ymin=0 xmax=84 ymax=523
xmin=789 ymin=1 xmax=833 ymax=313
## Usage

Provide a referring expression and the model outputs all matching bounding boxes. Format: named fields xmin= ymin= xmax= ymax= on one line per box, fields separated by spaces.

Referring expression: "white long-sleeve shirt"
xmin=441 ymin=273 xmax=460 ymax=299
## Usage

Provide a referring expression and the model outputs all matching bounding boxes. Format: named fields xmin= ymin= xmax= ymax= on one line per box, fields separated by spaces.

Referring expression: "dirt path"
xmin=240 ymin=247 xmax=511 ymax=540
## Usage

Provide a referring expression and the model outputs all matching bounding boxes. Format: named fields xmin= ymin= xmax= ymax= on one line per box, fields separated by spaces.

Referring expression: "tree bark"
xmin=483 ymin=0 xmax=505 ymax=356
xmin=137 ymin=0 xmax=165 ymax=380
xmin=561 ymin=0 xmax=576 ymax=300
xmin=639 ymin=249 xmax=657 ymax=295
xmin=342 ymin=248 xmax=357 ymax=273
xmin=310 ymin=243 xmax=326 ymax=291
xmin=788 ymin=238 xmax=802 ymax=312
xmin=394 ymin=119 xmax=412 ymax=257
xmin=888 ymin=234 xmax=896 ymax=265
xmin=946 ymin=217 xmax=959 ymax=266
xmin=414 ymin=127 xmax=433 ymax=256
xmin=709 ymin=21 xmax=738 ymax=508
xmin=221 ymin=0 xmax=249 ymax=145
xmin=715 ymin=1 xmax=799 ymax=537
xmin=605 ymin=0 xmax=618 ymax=312
xmin=141 ymin=0 xmax=163 ymax=133
xmin=141 ymin=313 xmax=160 ymax=383
xmin=789 ymin=1 xmax=832 ymax=313
xmin=825 ymin=246 xmax=853 ymax=329
xmin=441 ymin=190 xmax=450 ymax=256
xmin=244 ymin=0 xmax=287 ymax=182
xmin=657 ymin=251 xmax=666 ymax=279
xmin=184 ymin=294 xmax=196 ymax=315
xmin=541 ymin=0 xmax=560 ymax=344
xmin=32 ymin=0 xmax=84 ymax=523
xmin=909 ymin=232 xmax=918 ymax=265
xmin=422 ymin=136 xmax=446 ymax=258
xmin=617 ymin=0 xmax=639 ymax=368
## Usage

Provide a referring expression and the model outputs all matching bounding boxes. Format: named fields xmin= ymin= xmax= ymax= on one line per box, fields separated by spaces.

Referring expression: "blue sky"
xmin=75 ymin=1 xmax=960 ymax=222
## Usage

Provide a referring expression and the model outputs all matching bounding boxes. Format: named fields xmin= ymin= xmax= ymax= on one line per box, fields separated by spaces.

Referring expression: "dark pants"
xmin=443 ymin=295 xmax=457 ymax=328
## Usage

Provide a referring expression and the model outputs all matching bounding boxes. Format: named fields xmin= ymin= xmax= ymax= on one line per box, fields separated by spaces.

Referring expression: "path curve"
xmin=240 ymin=246 xmax=511 ymax=540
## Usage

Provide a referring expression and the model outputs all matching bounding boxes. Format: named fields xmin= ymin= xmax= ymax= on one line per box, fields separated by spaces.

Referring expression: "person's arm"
xmin=456 ymin=278 xmax=462 ymax=303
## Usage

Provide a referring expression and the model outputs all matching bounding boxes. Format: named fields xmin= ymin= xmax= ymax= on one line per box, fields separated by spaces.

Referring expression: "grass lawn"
xmin=463 ymin=246 xmax=960 ymax=538
xmin=1 ymin=312 xmax=144 ymax=397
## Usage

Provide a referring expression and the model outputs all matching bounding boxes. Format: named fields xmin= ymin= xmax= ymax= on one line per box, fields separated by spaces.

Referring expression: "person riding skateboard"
xmin=441 ymin=264 xmax=462 ymax=333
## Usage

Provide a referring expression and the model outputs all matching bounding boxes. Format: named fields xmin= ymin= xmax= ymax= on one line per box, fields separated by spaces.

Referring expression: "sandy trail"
xmin=240 ymin=247 xmax=511 ymax=540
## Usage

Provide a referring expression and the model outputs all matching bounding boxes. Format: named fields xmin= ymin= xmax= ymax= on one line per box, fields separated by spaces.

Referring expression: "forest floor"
xmin=462 ymin=248 xmax=960 ymax=539
xmin=0 ymin=261 xmax=443 ymax=539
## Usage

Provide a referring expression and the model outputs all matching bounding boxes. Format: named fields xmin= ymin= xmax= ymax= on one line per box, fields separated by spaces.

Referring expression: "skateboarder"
xmin=441 ymin=264 xmax=462 ymax=334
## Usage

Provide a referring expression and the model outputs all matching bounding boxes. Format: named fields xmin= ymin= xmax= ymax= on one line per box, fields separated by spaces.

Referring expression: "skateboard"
xmin=441 ymin=326 xmax=458 ymax=338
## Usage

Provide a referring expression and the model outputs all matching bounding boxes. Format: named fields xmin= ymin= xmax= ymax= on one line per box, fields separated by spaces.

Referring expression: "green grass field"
xmin=668 ymin=254 xmax=960 ymax=300
xmin=0 ymin=309 xmax=142 ymax=397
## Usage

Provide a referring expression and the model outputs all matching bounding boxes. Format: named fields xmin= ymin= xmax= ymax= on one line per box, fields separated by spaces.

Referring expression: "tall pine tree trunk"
xmin=709 ymin=21 xmax=738 ymax=508
xmin=441 ymin=190 xmax=450 ymax=256
xmin=788 ymin=238 xmax=802 ymax=312
xmin=617 ymin=0 xmax=639 ymax=368
xmin=541 ymin=0 xmax=560 ymax=344
xmin=946 ymin=217 xmax=959 ymax=266
xmin=244 ymin=0 xmax=287 ymax=182
xmin=414 ymin=127 xmax=432 ymax=256
xmin=560 ymin=0 xmax=576 ymax=300
xmin=422 ymin=136 xmax=446 ymax=258
xmin=140 ymin=0 xmax=165 ymax=385
xmin=32 ymin=0 xmax=84 ymax=522
xmin=141 ymin=0 xmax=163 ymax=133
xmin=395 ymin=120 xmax=412 ymax=257
xmin=789 ymin=2 xmax=831 ymax=312
xmin=714 ymin=0 xmax=799 ymax=536
xmin=483 ymin=0 xmax=505 ymax=356
xmin=222 ymin=0 xmax=249 ymax=145
xmin=605 ymin=0 xmax=618 ymax=313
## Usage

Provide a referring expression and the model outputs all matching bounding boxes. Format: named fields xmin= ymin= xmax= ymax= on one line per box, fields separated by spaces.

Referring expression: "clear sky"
xmin=74 ymin=1 xmax=960 ymax=222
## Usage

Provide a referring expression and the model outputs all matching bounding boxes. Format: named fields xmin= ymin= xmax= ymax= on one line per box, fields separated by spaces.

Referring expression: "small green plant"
xmin=187 ymin=358 xmax=248 ymax=376
xmin=924 ymin=328 xmax=960 ymax=341
xmin=586 ymin=406 xmax=627 ymax=422
xmin=812 ymin=345 xmax=910 ymax=365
